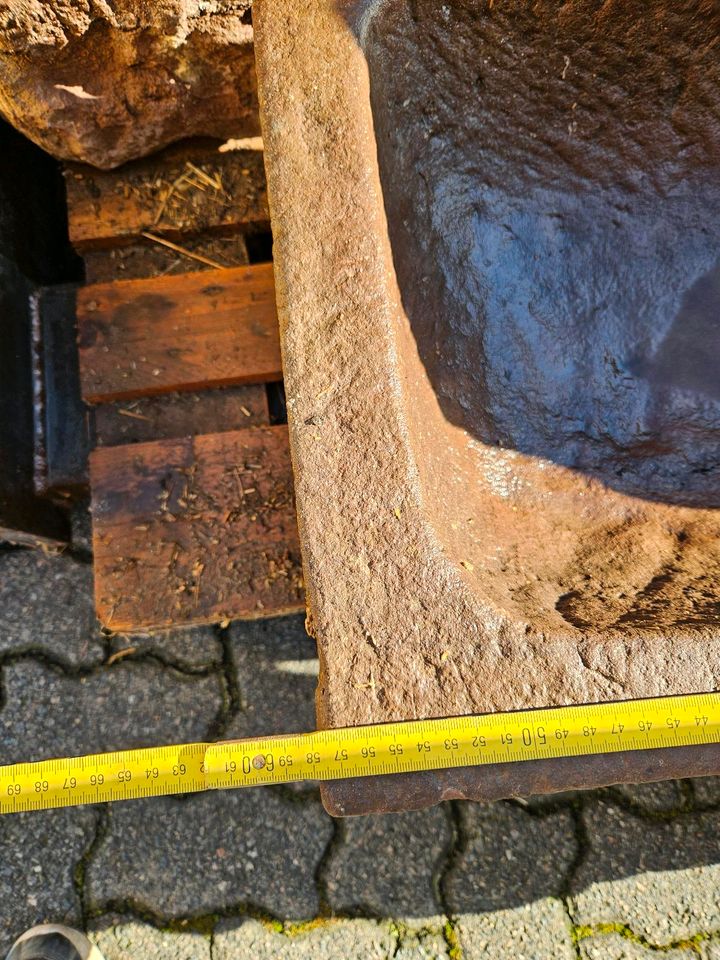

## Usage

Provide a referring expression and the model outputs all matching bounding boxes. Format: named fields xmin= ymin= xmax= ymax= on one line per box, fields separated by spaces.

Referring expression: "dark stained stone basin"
xmin=364 ymin=0 xmax=720 ymax=638
xmin=369 ymin=0 xmax=720 ymax=507
xmin=255 ymin=0 xmax=720 ymax=814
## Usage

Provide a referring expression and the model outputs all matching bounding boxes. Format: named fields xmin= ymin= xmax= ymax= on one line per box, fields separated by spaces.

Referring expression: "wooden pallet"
xmin=59 ymin=140 xmax=304 ymax=632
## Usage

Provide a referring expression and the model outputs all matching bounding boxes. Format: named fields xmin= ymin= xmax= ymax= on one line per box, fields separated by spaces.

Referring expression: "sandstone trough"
xmin=255 ymin=0 xmax=720 ymax=814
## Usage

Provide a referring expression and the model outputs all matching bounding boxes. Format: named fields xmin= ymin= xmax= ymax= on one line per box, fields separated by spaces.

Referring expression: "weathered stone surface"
xmin=324 ymin=808 xmax=450 ymax=917
xmin=0 ymin=807 xmax=97 ymax=956
xmin=456 ymin=899 xmax=576 ymax=960
xmin=90 ymin=917 xmax=211 ymax=960
xmin=86 ymin=790 xmax=333 ymax=919
xmin=571 ymin=799 xmax=720 ymax=943
xmin=445 ymin=802 xmax=577 ymax=913
xmin=255 ymin=0 xmax=720 ymax=814
xmin=213 ymin=918 xmax=396 ymax=960
xmin=0 ymin=1 xmax=258 ymax=169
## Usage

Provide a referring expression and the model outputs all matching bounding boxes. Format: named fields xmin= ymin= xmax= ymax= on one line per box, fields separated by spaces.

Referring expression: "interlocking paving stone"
xmin=690 ymin=777 xmax=720 ymax=807
xmin=0 ymin=659 xmax=222 ymax=764
xmin=4 ymin=549 xmax=720 ymax=959
xmin=90 ymin=916 xmax=211 ymax=960
xmin=0 ymin=550 xmax=103 ymax=665
xmin=610 ymin=781 xmax=688 ymax=815
xmin=225 ymin=616 xmax=319 ymax=793
xmin=445 ymin=802 xmax=578 ymax=912
xmin=324 ymin=808 xmax=450 ymax=917
xmin=106 ymin=625 xmax=223 ymax=670
xmin=393 ymin=920 xmax=450 ymax=959
xmin=0 ymin=807 xmax=97 ymax=956
xmin=455 ymin=899 xmax=576 ymax=960
xmin=579 ymin=933 xmax=696 ymax=958
xmin=86 ymin=790 xmax=333 ymax=920
xmin=226 ymin=616 xmax=318 ymax=738
xmin=213 ymin=918 xmax=395 ymax=959
xmin=571 ymin=798 xmax=720 ymax=943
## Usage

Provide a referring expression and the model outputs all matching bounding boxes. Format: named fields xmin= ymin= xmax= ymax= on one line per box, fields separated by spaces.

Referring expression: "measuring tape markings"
xmin=1 ymin=693 xmax=718 ymax=813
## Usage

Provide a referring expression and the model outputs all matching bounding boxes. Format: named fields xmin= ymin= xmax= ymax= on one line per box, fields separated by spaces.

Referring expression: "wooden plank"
xmin=90 ymin=426 xmax=304 ymax=632
xmin=64 ymin=144 xmax=268 ymax=250
xmin=78 ymin=263 xmax=282 ymax=403
xmin=93 ymin=385 xmax=269 ymax=447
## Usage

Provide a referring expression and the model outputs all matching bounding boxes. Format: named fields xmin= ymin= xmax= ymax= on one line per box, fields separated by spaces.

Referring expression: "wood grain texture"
xmin=64 ymin=144 xmax=268 ymax=250
xmin=90 ymin=426 xmax=304 ymax=631
xmin=93 ymin=385 xmax=269 ymax=447
xmin=78 ymin=263 xmax=282 ymax=403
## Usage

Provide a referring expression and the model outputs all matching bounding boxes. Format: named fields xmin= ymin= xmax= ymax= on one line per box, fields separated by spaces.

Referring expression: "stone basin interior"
xmin=360 ymin=0 xmax=720 ymax=636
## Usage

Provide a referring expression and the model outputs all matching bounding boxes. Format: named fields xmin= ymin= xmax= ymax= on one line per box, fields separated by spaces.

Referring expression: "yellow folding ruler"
xmin=1 ymin=692 xmax=718 ymax=813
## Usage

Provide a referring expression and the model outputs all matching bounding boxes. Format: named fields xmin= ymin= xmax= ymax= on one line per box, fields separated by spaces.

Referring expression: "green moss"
xmin=444 ymin=918 xmax=463 ymax=960
xmin=572 ymin=921 xmax=707 ymax=955
xmin=163 ymin=915 xmax=216 ymax=938
xmin=256 ymin=916 xmax=338 ymax=938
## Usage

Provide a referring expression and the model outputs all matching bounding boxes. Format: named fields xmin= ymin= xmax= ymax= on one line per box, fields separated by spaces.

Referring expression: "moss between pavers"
xmin=444 ymin=918 xmax=464 ymax=960
xmin=572 ymin=921 xmax=709 ymax=955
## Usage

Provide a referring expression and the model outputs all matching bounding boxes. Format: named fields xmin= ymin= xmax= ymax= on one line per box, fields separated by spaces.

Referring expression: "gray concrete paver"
xmin=223 ymin=616 xmax=319 ymax=793
xmin=212 ymin=918 xmax=395 ymax=959
xmin=0 ymin=807 xmax=97 ymax=956
xmin=610 ymin=781 xmax=689 ymax=815
xmin=445 ymin=801 xmax=578 ymax=913
xmin=393 ymin=920 xmax=451 ymax=959
xmin=226 ymin=616 xmax=317 ymax=738
xmin=86 ymin=789 xmax=333 ymax=920
xmin=579 ymin=933 xmax=695 ymax=958
xmin=571 ymin=798 xmax=720 ymax=943
xmin=691 ymin=777 xmax=720 ymax=807
xmin=2 ymin=549 xmax=720 ymax=958
xmin=325 ymin=808 xmax=450 ymax=917
xmin=90 ymin=916 xmax=211 ymax=960
xmin=0 ymin=550 xmax=102 ymax=665
xmin=0 ymin=658 xmax=223 ymax=764
xmin=455 ymin=899 xmax=576 ymax=960
xmin=105 ymin=625 xmax=223 ymax=670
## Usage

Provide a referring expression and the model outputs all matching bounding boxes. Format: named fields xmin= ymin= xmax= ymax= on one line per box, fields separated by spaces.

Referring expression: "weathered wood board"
xmin=90 ymin=426 xmax=304 ymax=631
xmin=65 ymin=144 xmax=268 ymax=250
xmin=78 ymin=264 xmax=282 ymax=403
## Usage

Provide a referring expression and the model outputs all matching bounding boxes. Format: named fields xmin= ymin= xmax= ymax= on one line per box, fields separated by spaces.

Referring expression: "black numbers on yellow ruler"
xmin=0 ymin=693 xmax=717 ymax=814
